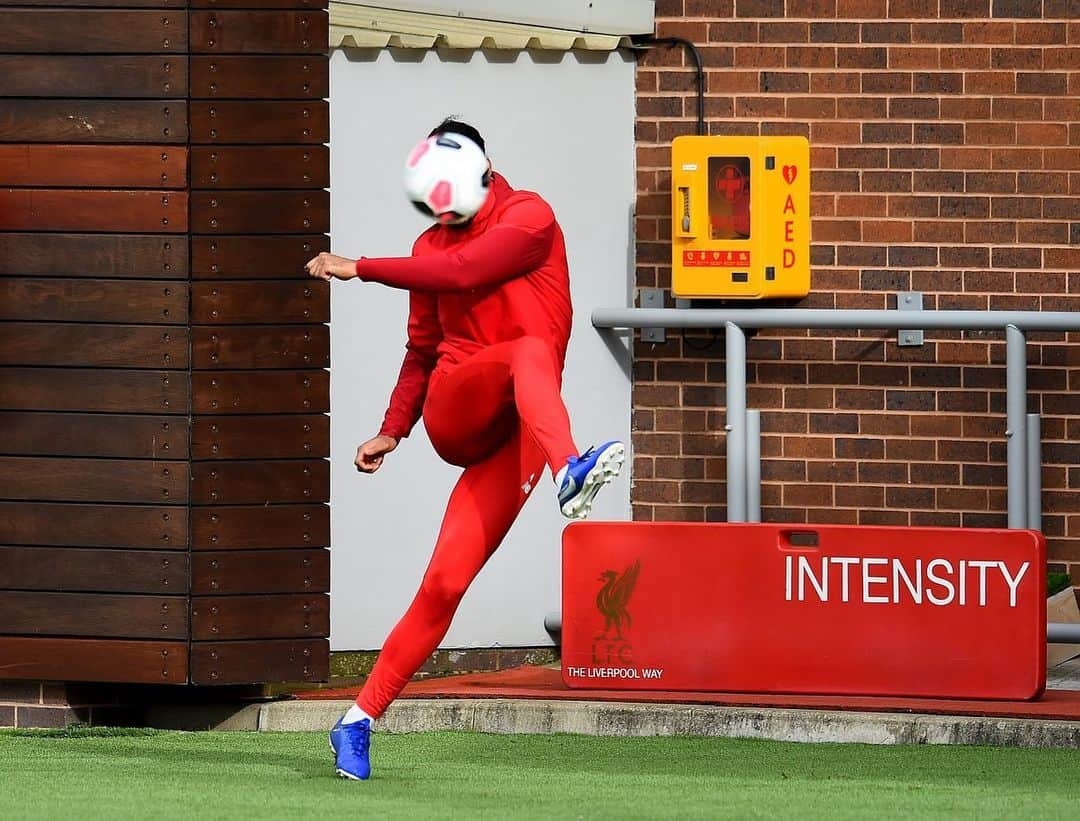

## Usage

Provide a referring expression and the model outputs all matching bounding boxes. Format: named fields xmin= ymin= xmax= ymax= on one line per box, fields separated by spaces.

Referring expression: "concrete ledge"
xmin=254 ymin=697 xmax=1080 ymax=749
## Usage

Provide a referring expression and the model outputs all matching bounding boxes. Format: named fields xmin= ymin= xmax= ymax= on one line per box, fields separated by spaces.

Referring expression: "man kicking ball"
xmin=306 ymin=119 xmax=624 ymax=781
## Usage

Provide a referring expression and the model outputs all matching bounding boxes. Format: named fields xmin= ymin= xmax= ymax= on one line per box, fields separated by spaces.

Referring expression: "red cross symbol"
xmin=715 ymin=165 xmax=747 ymax=202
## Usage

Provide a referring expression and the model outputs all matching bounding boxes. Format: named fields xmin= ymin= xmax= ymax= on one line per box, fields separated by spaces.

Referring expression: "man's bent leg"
xmin=425 ymin=337 xmax=576 ymax=477
xmin=356 ymin=426 xmax=545 ymax=718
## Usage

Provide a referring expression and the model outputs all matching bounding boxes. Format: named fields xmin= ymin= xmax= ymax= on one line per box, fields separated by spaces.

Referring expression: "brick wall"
xmin=633 ymin=4 xmax=1079 ymax=571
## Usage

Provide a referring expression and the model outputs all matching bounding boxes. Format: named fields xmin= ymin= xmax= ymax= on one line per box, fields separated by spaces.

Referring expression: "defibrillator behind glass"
xmin=671 ymin=136 xmax=810 ymax=300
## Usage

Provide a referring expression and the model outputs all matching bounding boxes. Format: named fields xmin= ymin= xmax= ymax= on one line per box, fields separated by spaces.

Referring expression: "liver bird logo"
xmin=595 ymin=560 xmax=641 ymax=641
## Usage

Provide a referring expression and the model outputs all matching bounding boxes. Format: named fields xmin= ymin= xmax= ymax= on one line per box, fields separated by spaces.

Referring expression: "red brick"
xmin=913 ymin=23 xmax=964 ymax=44
xmin=632 ymin=505 xmax=654 ymax=522
xmin=807 ymin=460 xmax=858 ymax=483
xmin=835 ymin=484 xmax=885 ymax=507
xmin=788 ymin=0 xmax=838 ymax=15
xmin=1045 ymin=47 xmax=1080 ymax=70
xmin=654 ymin=505 xmax=706 ymax=522
xmin=634 ymin=480 xmax=681 ymax=503
xmin=783 ymin=484 xmax=834 ymax=507
xmin=807 ymin=508 xmax=860 ymax=525
xmin=886 ymin=486 xmax=936 ymax=508
xmin=860 ymin=509 xmax=910 ymax=526
xmin=734 ymin=46 xmax=786 ymax=67
xmin=760 ymin=21 xmax=809 ymax=42
xmin=707 ymin=71 xmax=760 ymax=93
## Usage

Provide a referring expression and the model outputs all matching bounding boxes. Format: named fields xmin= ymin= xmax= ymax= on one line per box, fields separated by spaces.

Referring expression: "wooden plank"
xmin=0 ymin=101 xmax=187 ymax=144
xmin=0 ymin=235 xmax=186 ymax=279
xmin=191 ymin=145 xmax=328 ymax=189
xmin=0 ymin=190 xmax=187 ymax=233
xmin=0 ymin=10 xmax=187 ymax=53
xmin=191 ymin=414 xmax=328 ymax=459
xmin=190 ymin=459 xmax=329 ymax=504
xmin=191 ymin=235 xmax=327 ymax=279
xmin=0 ymin=547 xmax=187 ymax=594
xmin=191 ymin=593 xmax=328 ymax=640
xmin=190 ymin=101 xmax=326 ymax=144
xmin=192 ymin=549 xmax=328 ymax=594
xmin=191 ymin=190 xmax=328 ymax=234
xmin=191 ymin=281 xmax=329 ymax=324
xmin=190 ymin=56 xmax=327 ymax=99
xmin=0 ymin=146 xmax=187 ymax=189
xmin=0 ymin=413 xmax=187 ymax=459
xmin=192 ymin=370 xmax=328 ymax=414
xmin=190 ymin=638 xmax=326 ymax=684
xmin=0 ymin=591 xmax=187 ymax=639
xmin=0 ymin=502 xmax=186 ymax=549
xmin=0 ymin=637 xmax=186 ymax=684
xmin=192 ymin=325 xmax=329 ymax=369
xmin=0 ymin=324 xmax=189 ymax=368
xmin=0 ymin=368 xmax=188 ymax=413
xmin=191 ymin=504 xmax=327 ymax=549
xmin=0 ymin=457 xmax=188 ymax=504
xmin=0 ymin=280 xmax=188 ymax=323
xmin=191 ymin=0 xmax=326 ymax=9
xmin=191 ymin=11 xmax=326 ymax=53
xmin=0 ymin=0 xmax=187 ymax=7
xmin=0 ymin=56 xmax=184 ymax=99
xmin=192 ymin=0 xmax=326 ymax=8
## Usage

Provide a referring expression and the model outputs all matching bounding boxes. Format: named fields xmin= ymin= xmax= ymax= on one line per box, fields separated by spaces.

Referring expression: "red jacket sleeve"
xmin=378 ymin=291 xmax=441 ymax=441
xmin=355 ymin=198 xmax=555 ymax=292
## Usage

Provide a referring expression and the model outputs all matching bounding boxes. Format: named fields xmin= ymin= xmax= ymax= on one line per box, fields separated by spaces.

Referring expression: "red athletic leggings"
xmin=357 ymin=336 xmax=577 ymax=717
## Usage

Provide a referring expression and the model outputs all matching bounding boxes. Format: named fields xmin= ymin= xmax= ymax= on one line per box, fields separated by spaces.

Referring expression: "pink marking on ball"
xmin=429 ymin=180 xmax=453 ymax=213
xmin=406 ymin=139 xmax=432 ymax=168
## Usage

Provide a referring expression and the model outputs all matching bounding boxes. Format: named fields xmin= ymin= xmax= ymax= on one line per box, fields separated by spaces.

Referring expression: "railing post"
xmin=725 ymin=322 xmax=747 ymax=523
xmin=747 ymin=408 xmax=761 ymax=523
xmin=1026 ymin=412 xmax=1042 ymax=532
xmin=1006 ymin=324 xmax=1028 ymax=529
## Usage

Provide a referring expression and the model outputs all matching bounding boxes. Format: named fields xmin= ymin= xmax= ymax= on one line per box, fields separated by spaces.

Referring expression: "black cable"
xmin=633 ymin=36 xmax=706 ymax=137
xmin=633 ymin=35 xmax=712 ymax=348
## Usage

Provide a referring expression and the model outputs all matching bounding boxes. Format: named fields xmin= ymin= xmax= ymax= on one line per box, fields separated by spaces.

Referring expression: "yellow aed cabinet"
xmin=671 ymin=135 xmax=810 ymax=300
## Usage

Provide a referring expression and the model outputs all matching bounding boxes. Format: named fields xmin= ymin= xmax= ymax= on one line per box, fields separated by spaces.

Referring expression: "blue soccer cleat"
xmin=329 ymin=715 xmax=343 ymax=755
xmin=335 ymin=717 xmax=372 ymax=780
xmin=558 ymin=441 xmax=625 ymax=520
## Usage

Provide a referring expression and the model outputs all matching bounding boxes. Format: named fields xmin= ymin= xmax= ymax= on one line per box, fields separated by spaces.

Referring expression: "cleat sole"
xmin=561 ymin=442 xmax=625 ymax=520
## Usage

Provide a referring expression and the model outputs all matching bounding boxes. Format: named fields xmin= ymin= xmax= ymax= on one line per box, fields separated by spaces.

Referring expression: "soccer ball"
xmin=403 ymin=133 xmax=490 ymax=225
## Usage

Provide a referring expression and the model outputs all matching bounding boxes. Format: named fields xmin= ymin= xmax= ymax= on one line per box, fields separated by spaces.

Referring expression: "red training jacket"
xmin=354 ymin=173 xmax=572 ymax=441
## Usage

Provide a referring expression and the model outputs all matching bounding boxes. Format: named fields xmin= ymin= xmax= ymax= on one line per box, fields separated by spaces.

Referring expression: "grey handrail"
xmin=592 ymin=307 xmax=1080 ymax=529
xmin=592 ymin=308 xmax=1080 ymax=332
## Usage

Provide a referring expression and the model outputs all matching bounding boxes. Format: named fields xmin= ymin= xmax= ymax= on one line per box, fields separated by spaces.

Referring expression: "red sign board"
xmin=562 ymin=523 xmax=1046 ymax=700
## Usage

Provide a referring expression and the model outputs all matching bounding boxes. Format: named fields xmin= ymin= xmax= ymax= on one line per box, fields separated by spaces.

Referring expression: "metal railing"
xmin=592 ymin=307 xmax=1080 ymax=643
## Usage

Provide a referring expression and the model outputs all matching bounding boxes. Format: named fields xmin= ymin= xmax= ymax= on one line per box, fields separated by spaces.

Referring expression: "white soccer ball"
xmin=403 ymin=133 xmax=490 ymax=225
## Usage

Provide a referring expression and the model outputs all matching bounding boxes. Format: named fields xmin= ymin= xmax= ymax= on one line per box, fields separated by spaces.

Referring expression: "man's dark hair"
xmin=429 ymin=117 xmax=485 ymax=154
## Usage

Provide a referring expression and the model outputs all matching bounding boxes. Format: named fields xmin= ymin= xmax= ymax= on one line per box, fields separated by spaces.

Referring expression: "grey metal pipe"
xmin=747 ymin=409 xmax=761 ymax=523
xmin=1026 ymin=413 xmax=1042 ymax=532
xmin=593 ymin=308 xmax=1080 ymax=332
xmin=543 ymin=612 xmax=562 ymax=643
xmin=725 ymin=322 xmax=747 ymax=523
xmin=1048 ymin=623 xmax=1080 ymax=644
xmin=1006 ymin=325 xmax=1027 ymax=529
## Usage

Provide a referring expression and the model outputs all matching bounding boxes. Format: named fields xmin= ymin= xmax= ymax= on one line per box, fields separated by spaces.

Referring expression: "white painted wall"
xmin=329 ymin=47 xmax=635 ymax=650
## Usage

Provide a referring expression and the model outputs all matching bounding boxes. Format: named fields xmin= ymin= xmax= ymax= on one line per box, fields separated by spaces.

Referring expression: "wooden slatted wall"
xmin=0 ymin=0 xmax=330 ymax=685
xmin=185 ymin=0 xmax=329 ymax=684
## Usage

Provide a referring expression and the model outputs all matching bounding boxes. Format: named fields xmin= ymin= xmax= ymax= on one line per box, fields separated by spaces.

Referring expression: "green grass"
xmin=1 ymin=727 xmax=1079 ymax=820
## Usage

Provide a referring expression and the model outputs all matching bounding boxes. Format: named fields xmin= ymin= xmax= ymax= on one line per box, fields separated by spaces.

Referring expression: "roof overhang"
xmin=330 ymin=0 xmax=656 ymax=51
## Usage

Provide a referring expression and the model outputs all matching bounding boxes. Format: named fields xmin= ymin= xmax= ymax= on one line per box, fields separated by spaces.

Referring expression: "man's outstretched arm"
xmin=305 ymin=199 xmax=555 ymax=292
xmin=380 ymin=290 xmax=441 ymax=440
xmin=353 ymin=291 xmax=440 ymax=474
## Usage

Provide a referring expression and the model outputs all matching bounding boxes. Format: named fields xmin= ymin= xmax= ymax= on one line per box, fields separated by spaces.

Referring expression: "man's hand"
xmin=355 ymin=435 xmax=399 ymax=474
xmin=306 ymin=252 xmax=359 ymax=281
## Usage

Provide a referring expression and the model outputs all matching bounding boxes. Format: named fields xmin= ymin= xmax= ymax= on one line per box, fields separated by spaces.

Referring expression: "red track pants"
xmin=357 ymin=337 xmax=578 ymax=717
